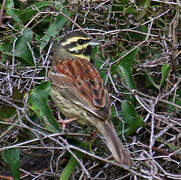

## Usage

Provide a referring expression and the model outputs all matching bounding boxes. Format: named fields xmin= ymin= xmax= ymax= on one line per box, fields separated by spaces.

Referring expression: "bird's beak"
xmin=88 ymin=39 xmax=100 ymax=46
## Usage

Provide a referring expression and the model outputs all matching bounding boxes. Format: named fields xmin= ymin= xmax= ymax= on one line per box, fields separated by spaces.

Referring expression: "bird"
xmin=48 ymin=30 xmax=133 ymax=165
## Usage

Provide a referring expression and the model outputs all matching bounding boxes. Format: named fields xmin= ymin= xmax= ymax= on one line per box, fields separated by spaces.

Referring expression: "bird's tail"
xmin=95 ymin=120 xmax=133 ymax=166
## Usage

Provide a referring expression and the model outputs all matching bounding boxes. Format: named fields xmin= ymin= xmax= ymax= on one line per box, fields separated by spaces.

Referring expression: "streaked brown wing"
xmin=48 ymin=59 xmax=110 ymax=119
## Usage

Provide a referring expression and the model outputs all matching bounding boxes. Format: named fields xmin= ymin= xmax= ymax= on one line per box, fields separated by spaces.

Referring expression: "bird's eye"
xmin=78 ymin=39 xmax=84 ymax=45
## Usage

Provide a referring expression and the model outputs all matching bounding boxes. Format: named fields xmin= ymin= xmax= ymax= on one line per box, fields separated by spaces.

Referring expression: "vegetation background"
xmin=0 ymin=0 xmax=181 ymax=179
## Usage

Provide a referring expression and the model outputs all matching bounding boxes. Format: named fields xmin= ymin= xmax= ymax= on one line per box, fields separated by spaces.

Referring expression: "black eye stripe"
xmin=78 ymin=39 xmax=90 ymax=45
xmin=78 ymin=39 xmax=84 ymax=45
xmin=68 ymin=49 xmax=82 ymax=54
xmin=64 ymin=39 xmax=90 ymax=48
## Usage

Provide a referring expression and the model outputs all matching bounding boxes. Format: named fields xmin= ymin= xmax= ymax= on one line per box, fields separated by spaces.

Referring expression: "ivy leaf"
xmin=122 ymin=100 xmax=144 ymax=136
xmin=160 ymin=64 xmax=171 ymax=88
xmin=2 ymin=148 xmax=20 ymax=180
xmin=40 ymin=9 xmax=70 ymax=50
xmin=15 ymin=28 xmax=34 ymax=65
xmin=28 ymin=81 xmax=60 ymax=133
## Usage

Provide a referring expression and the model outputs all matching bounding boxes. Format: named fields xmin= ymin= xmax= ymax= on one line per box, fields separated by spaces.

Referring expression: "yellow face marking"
xmin=61 ymin=36 xmax=90 ymax=46
xmin=69 ymin=43 xmax=88 ymax=52
xmin=74 ymin=54 xmax=90 ymax=61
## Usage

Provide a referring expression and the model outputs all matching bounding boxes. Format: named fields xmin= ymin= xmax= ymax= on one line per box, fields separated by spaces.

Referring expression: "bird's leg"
xmin=90 ymin=129 xmax=98 ymax=139
xmin=88 ymin=129 xmax=98 ymax=143
xmin=87 ymin=129 xmax=98 ymax=153
xmin=57 ymin=112 xmax=77 ymax=130
xmin=58 ymin=118 xmax=78 ymax=130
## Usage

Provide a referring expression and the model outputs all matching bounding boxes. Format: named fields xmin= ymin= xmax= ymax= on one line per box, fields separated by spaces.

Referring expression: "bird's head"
xmin=53 ymin=31 xmax=99 ymax=61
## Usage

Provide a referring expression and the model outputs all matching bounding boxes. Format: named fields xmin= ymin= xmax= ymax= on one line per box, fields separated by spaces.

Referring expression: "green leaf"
xmin=59 ymin=154 xmax=79 ymax=180
xmin=121 ymin=100 xmax=144 ymax=136
xmin=7 ymin=8 xmax=22 ymax=24
xmin=15 ymin=28 xmax=34 ymax=65
xmin=156 ymin=137 xmax=179 ymax=151
xmin=136 ymin=0 xmax=150 ymax=6
xmin=112 ymin=48 xmax=138 ymax=89
xmin=144 ymin=69 xmax=160 ymax=89
xmin=5 ymin=0 xmax=14 ymax=10
xmin=160 ymin=64 xmax=171 ymax=88
xmin=40 ymin=13 xmax=70 ymax=50
xmin=129 ymin=25 xmax=147 ymax=41
xmin=0 ymin=105 xmax=16 ymax=120
xmin=123 ymin=6 xmax=136 ymax=15
xmin=59 ymin=142 xmax=88 ymax=180
xmin=117 ymin=0 xmax=130 ymax=5
xmin=2 ymin=148 xmax=20 ymax=180
xmin=0 ymin=41 xmax=13 ymax=56
xmin=28 ymin=81 xmax=60 ymax=133
xmin=7 ymin=1 xmax=53 ymax=24
xmin=112 ymin=48 xmax=138 ymax=104
xmin=20 ymin=1 xmax=53 ymax=23
xmin=93 ymin=47 xmax=107 ymax=81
